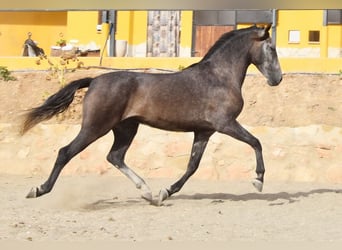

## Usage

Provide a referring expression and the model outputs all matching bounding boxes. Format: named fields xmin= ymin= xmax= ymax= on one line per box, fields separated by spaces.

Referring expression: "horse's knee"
xmin=106 ymin=152 xmax=115 ymax=164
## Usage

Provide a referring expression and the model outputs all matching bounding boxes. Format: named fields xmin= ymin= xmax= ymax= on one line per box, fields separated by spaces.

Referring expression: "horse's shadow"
xmin=84 ymin=188 xmax=342 ymax=210
xmin=171 ymin=188 xmax=342 ymax=206
xmin=82 ymin=197 xmax=144 ymax=210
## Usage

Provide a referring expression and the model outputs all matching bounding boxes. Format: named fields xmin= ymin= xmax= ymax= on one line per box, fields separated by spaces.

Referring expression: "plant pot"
xmin=115 ymin=40 xmax=127 ymax=57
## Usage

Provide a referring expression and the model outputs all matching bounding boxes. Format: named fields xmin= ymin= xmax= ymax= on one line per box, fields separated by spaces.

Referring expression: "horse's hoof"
xmin=141 ymin=192 xmax=153 ymax=202
xmin=26 ymin=187 xmax=38 ymax=198
xmin=157 ymin=188 xmax=169 ymax=206
xmin=252 ymin=179 xmax=263 ymax=192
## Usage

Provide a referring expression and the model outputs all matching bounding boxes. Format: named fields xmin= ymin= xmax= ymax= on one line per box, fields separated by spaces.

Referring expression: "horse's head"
xmin=250 ymin=24 xmax=282 ymax=86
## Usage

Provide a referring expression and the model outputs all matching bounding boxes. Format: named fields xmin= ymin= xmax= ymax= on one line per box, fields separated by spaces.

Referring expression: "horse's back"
xmin=81 ymin=69 xmax=234 ymax=132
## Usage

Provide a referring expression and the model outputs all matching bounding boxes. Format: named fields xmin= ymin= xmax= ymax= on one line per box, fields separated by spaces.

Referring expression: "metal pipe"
xmin=108 ymin=10 xmax=116 ymax=57
xmin=272 ymin=9 xmax=277 ymax=45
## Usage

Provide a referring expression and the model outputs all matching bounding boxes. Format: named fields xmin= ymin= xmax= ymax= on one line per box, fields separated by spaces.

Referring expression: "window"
xmin=324 ymin=10 xmax=342 ymax=25
xmin=194 ymin=11 xmax=236 ymax=25
xmin=308 ymin=30 xmax=320 ymax=43
xmin=236 ymin=10 xmax=273 ymax=24
xmin=288 ymin=30 xmax=300 ymax=43
xmin=193 ymin=10 xmax=273 ymax=26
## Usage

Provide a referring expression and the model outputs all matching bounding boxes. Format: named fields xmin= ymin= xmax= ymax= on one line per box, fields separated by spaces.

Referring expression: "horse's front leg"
xmin=218 ymin=120 xmax=265 ymax=192
xmin=158 ymin=130 xmax=214 ymax=206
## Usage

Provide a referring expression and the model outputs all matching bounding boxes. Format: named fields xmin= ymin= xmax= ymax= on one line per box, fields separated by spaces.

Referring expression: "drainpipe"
xmin=272 ymin=9 xmax=277 ymax=45
xmin=108 ymin=10 xmax=117 ymax=57
xmin=101 ymin=10 xmax=117 ymax=57
xmin=191 ymin=12 xmax=197 ymax=57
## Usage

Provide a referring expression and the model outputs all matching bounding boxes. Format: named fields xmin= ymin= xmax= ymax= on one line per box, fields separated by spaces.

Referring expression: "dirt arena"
xmin=0 ymin=70 xmax=341 ymax=241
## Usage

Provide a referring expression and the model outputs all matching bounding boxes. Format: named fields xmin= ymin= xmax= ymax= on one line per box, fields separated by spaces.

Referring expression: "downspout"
xmin=101 ymin=10 xmax=117 ymax=57
xmin=99 ymin=10 xmax=117 ymax=65
xmin=108 ymin=10 xmax=117 ymax=57
xmin=191 ymin=12 xmax=197 ymax=57
xmin=271 ymin=9 xmax=277 ymax=45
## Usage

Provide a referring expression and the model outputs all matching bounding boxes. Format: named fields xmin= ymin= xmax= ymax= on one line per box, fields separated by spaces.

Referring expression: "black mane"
xmin=202 ymin=26 xmax=259 ymax=61
xmin=186 ymin=26 xmax=260 ymax=69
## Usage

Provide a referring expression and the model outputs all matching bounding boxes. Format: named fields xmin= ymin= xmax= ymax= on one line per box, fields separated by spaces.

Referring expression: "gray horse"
xmin=22 ymin=24 xmax=282 ymax=205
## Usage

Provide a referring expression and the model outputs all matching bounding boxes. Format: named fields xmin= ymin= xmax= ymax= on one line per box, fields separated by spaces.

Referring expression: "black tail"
xmin=21 ymin=77 xmax=93 ymax=134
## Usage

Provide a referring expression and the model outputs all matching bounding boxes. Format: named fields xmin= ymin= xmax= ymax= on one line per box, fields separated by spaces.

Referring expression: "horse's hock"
xmin=1 ymin=123 xmax=342 ymax=183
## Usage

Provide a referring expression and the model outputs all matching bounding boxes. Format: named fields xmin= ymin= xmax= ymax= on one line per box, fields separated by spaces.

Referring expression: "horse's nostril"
xmin=278 ymin=75 xmax=283 ymax=84
xmin=267 ymin=76 xmax=282 ymax=86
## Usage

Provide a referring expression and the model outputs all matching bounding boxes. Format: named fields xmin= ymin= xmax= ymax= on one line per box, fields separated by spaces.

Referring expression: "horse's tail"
xmin=21 ymin=77 xmax=93 ymax=135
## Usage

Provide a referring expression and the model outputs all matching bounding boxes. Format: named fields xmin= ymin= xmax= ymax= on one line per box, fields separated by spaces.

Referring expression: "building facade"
xmin=0 ymin=10 xmax=341 ymax=72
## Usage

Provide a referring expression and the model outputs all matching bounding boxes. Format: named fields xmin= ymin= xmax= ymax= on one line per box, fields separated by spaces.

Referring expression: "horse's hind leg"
xmin=158 ymin=131 xmax=213 ymax=205
xmin=107 ymin=120 xmax=152 ymax=202
xmin=26 ymin=127 xmax=108 ymax=198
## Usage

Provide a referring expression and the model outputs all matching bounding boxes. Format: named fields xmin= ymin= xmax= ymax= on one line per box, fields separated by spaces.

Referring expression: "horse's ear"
xmin=264 ymin=23 xmax=272 ymax=33
xmin=255 ymin=23 xmax=272 ymax=40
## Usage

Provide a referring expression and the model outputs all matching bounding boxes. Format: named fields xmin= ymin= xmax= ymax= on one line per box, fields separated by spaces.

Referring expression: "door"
xmin=147 ymin=11 xmax=181 ymax=57
xmin=193 ymin=25 xmax=234 ymax=57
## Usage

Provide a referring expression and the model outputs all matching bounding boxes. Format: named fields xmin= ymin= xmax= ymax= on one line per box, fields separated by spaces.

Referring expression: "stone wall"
xmin=1 ymin=123 xmax=341 ymax=183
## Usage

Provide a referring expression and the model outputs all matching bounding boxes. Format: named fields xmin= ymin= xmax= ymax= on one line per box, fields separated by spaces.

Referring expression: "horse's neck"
xmin=208 ymin=50 xmax=251 ymax=89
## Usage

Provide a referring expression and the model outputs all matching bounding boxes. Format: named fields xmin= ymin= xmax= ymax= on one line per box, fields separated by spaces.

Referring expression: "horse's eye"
xmin=269 ymin=45 xmax=276 ymax=51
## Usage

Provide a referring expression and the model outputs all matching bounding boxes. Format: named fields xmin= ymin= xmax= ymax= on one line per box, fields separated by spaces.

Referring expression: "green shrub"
xmin=0 ymin=66 xmax=16 ymax=81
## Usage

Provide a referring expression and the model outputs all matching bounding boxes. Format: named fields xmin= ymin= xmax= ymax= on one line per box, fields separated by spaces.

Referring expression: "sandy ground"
xmin=0 ymin=70 xmax=342 ymax=242
xmin=1 ymin=175 xmax=342 ymax=242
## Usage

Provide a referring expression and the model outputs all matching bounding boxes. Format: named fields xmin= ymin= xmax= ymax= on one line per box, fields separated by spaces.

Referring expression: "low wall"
xmin=1 ymin=123 xmax=341 ymax=183
xmin=1 ymin=57 xmax=341 ymax=74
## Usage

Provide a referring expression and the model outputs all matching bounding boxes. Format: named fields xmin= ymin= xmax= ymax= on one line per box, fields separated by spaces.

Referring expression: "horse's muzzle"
xmin=268 ymin=75 xmax=282 ymax=86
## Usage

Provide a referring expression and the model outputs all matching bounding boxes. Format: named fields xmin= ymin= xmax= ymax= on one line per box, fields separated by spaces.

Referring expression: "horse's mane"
xmin=203 ymin=26 xmax=260 ymax=61
xmin=186 ymin=26 xmax=260 ymax=69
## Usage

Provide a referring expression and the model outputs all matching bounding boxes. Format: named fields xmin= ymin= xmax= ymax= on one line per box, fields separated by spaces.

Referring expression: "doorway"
xmin=193 ymin=25 xmax=234 ymax=57
xmin=146 ymin=11 xmax=181 ymax=57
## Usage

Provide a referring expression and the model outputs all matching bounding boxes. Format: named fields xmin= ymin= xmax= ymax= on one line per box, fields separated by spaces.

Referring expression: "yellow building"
xmin=0 ymin=10 xmax=341 ymax=72
xmin=276 ymin=10 xmax=342 ymax=59
xmin=0 ymin=11 xmax=107 ymax=56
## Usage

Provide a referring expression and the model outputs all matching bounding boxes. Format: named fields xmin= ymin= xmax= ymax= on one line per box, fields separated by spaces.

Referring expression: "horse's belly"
xmin=139 ymin=116 xmax=213 ymax=132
